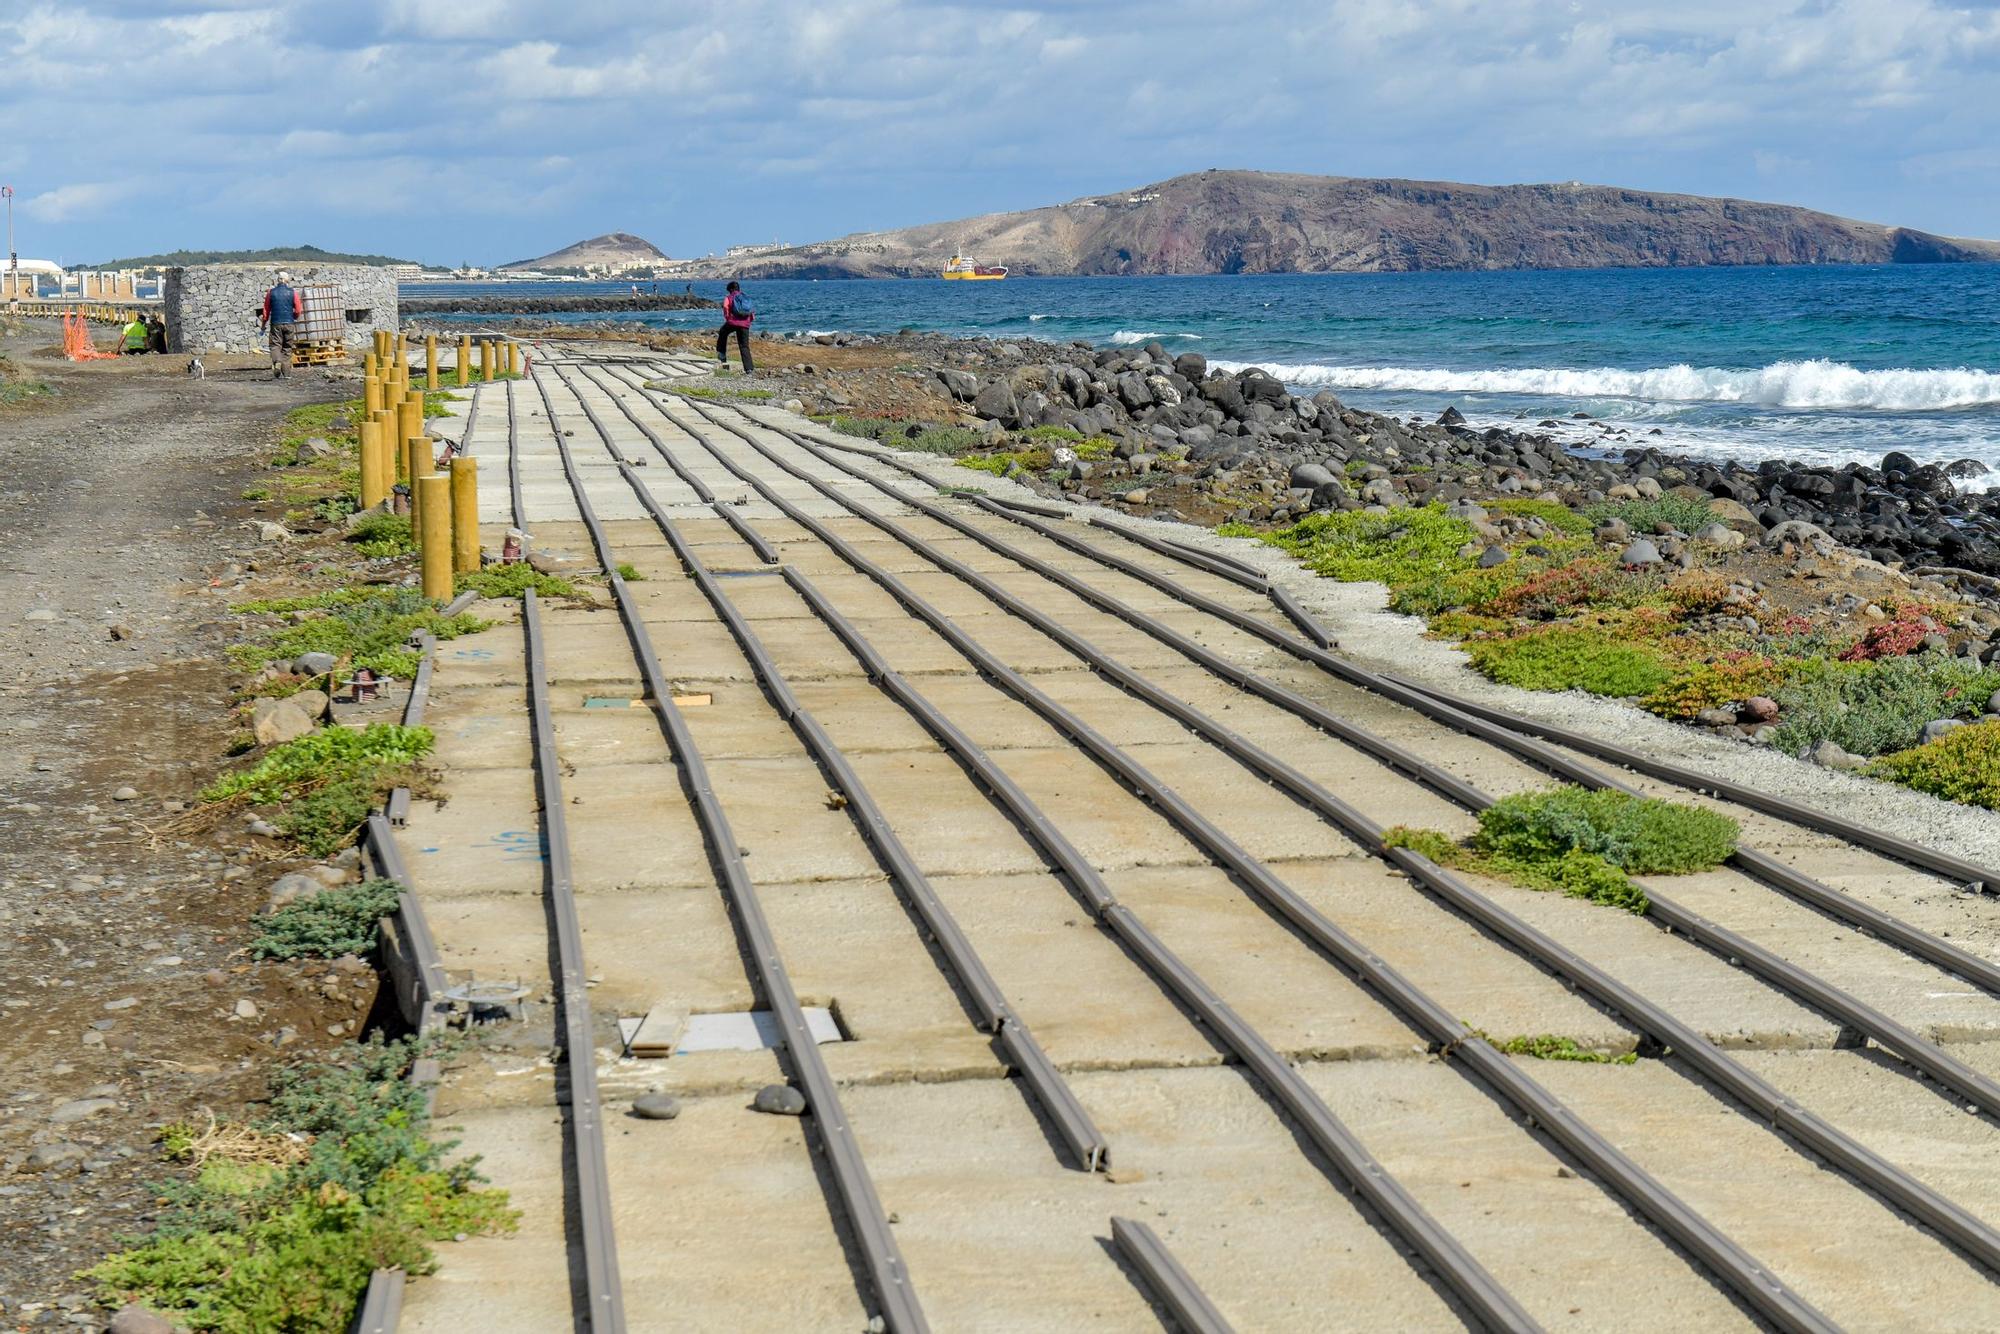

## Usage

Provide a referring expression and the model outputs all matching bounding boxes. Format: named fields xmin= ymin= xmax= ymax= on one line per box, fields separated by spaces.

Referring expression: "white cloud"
xmin=1 ymin=0 xmax=1996 ymax=260
xmin=22 ymin=182 xmax=129 ymax=222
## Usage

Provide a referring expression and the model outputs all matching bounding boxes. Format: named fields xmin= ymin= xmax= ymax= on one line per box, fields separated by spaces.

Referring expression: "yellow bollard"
xmin=359 ymin=418 xmax=386 ymax=508
xmin=404 ymin=436 xmax=423 ymax=530
xmin=450 ymin=457 xmax=479 ymax=573
xmin=425 ymin=335 xmax=438 ymax=392
xmin=485 ymin=340 xmax=498 ymax=382
xmin=397 ymin=395 xmax=424 ymax=462
xmin=418 ymin=475 xmax=453 ymax=601
xmin=506 ymin=341 xmax=520 ymax=377
xmin=371 ymin=409 xmax=398 ymax=477
xmin=363 ymin=375 xmax=380 ymax=417
xmin=456 ymin=335 xmax=470 ymax=388
xmin=371 ymin=426 xmax=395 ymax=505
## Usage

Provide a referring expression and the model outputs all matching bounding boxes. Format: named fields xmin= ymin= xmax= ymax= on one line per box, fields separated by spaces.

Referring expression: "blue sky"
xmin=4 ymin=0 xmax=1998 ymax=266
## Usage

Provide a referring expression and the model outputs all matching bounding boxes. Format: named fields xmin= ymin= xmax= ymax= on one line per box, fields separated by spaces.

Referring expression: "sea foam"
xmin=1111 ymin=329 xmax=1202 ymax=345
xmin=1208 ymin=358 xmax=2000 ymax=411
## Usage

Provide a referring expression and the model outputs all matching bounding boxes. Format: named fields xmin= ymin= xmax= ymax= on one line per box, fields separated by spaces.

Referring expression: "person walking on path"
xmin=259 ymin=271 xmax=304 ymax=379
xmin=120 ymin=313 xmax=150 ymax=355
xmin=715 ymin=281 xmax=754 ymax=373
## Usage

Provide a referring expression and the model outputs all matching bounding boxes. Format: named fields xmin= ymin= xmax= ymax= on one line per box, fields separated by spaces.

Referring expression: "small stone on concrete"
xmin=752 ymin=1083 xmax=806 ymax=1116
xmin=632 ymin=1092 xmax=682 ymax=1121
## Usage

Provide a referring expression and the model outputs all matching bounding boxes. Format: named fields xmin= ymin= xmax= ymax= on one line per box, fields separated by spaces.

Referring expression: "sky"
xmin=3 ymin=0 xmax=1999 ymax=267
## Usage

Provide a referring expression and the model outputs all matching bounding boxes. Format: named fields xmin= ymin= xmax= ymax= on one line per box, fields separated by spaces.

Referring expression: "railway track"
xmin=392 ymin=344 xmax=2000 ymax=1331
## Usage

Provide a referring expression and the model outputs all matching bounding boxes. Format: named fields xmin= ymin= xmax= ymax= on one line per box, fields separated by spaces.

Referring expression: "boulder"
xmin=264 ymin=871 xmax=326 ymax=912
xmin=1922 ymin=718 xmax=1966 ymax=744
xmin=1692 ymin=522 xmax=1745 ymax=551
xmin=1740 ymin=696 xmax=1780 ymax=723
xmin=1172 ymin=352 xmax=1208 ymax=381
xmin=1705 ymin=497 xmax=1759 ymax=528
xmin=1289 ymin=462 xmax=1337 ymax=490
xmin=1808 ymin=739 xmax=1866 ymax=771
xmin=1619 ymin=539 xmax=1662 ymax=567
xmin=971 ymin=379 xmax=1018 ymax=425
xmin=936 ymin=368 xmax=977 ymax=401
xmin=251 ymin=696 xmax=317 ymax=747
xmin=1476 ymin=545 xmax=1509 ymax=568
xmin=292 ymin=651 xmax=337 ymax=676
xmin=109 ymin=1307 xmax=178 ymax=1334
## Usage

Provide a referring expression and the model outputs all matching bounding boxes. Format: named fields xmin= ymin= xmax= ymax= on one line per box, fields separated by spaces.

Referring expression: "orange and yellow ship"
xmin=941 ymin=246 xmax=1007 ymax=280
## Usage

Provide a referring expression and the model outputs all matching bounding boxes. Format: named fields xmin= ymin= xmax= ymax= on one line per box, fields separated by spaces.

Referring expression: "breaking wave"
xmin=1110 ymin=329 xmax=1203 ymax=345
xmin=1207 ymin=358 xmax=2000 ymax=411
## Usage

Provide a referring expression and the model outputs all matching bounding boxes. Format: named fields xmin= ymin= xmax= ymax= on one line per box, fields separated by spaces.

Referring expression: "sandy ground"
xmin=0 ymin=325 xmax=376 ymax=1324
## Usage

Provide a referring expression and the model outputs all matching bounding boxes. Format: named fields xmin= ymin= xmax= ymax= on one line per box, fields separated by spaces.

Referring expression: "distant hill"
xmin=81 ymin=244 xmax=420 ymax=269
xmin=682 ymin=169 xmax=2000 ymax=278
xmin=501 ymin=232 xmax=670 ymax=272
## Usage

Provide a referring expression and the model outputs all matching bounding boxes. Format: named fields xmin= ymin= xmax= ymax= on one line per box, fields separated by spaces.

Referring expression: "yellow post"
xmin=359 ymin=418 xmax=386 ymax=508
xmin=371 ymin=409 xmax=397 ymax=476
xmin=456 ymin=336 xmax=470 ymax=388
xmin=374 ymin=329 xmax=389 ymax=359
xmin=425 ymin=335 xmax=438 ymax=392
xmin=363 ymin=375 xmax=379 ymax=417
xmin=397 ymin=395 xmax=423 ymax=461
xmin=418 ymin=475 xmax=453 ymax=601
xmin=484 ymin=340 xmax=497 ymax=382
xmin=450 ymin=457 xmax=479 ymax=573
xmin=506 ymin=341 xmax=520 ymax=376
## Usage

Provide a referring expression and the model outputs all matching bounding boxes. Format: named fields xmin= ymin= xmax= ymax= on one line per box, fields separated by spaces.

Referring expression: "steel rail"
xmin=566 ymin=363 xmax=778 ymax=563
xmin=782 ymin=428 xmax=2000 ymax=1015
xmin=506 ymin=377 xmax=525 ymax=530
xmin=528 ymin=368 xmax=931 ymax=1333
xmin=613 ymin=385 xmax=1853 ymax=1330
xmin=649 ymin=390 xmax=2000 ymax=1291
xmin=1110 ymin=1217 xmax=1237 ymax=1334
xmin=779 ymin=565 xmax=1544 ymax=1333
xmin=547 ymin=364 xmax=1109 ymax=1171
xmin=523 ymin=587 xmax=629 ymax=1333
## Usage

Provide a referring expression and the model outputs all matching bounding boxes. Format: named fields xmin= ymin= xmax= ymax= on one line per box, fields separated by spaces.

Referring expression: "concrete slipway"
xmin=384 ymin=343 xmax=2000 ymax=1333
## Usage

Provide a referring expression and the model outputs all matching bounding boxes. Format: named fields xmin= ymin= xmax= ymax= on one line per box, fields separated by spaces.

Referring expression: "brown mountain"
xmin=501 ymin=232 xmax=669 ymax=271
xmin=691 ymin=170 xmax=2000 ymax=278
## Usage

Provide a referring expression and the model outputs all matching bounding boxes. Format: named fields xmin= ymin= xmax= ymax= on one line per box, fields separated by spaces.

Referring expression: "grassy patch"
xmin=231 ymin=588 xmax=485 ymax=680
xmin=1229 ymin=505 xmax=1476 ymax=584
xmin=251 ymin=879 xmax=403 ymax=960
xmin=614 ymin=561 xmax=645 ymax=582
xmin=349 ymin=512 xmax=415 ymax=559
xmin=1464 ymin=627 xmax=1674 ymax=697
xmin=672 ymin=384 xmax=774 ymax=401
xmin=1483 ymin=1033 xmax=1637 ymax=1064
xmin=901 ymin=426 xmax=985 ymax=454
xmin=958 ymin=444 xmax=1056 ymax=477
xmin=84 ymin=1037 xmax=515 ymax=1333
xmin=1387 ymin=786 xmax=1738 ymax=915
xmin=1640 ymin=654 xmax=1788 ymax=720
xmin=454 ymin=564 xmax=576 ymax=600
xmin=202 ymin=724 xmax=434 ymax=857
xmin=1870 ymin=724 xmax=2000 ymax=808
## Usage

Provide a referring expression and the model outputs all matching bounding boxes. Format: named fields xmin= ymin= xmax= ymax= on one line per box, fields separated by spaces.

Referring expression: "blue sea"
xmin=404 ymin=266 xmax=2000 ymax=481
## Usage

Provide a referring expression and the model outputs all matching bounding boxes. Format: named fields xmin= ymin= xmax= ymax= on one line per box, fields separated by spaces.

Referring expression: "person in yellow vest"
xmin=121 ymin=314 xmax=149 ymax=355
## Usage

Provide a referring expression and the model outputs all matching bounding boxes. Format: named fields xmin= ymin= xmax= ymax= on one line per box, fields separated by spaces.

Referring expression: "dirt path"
xmin=0 ymin=326 xmax=363 ymax=1324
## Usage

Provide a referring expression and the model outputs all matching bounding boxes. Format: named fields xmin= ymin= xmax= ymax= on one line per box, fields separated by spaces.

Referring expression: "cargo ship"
xmin=941 ymin=246 xmax=1007 ymax=280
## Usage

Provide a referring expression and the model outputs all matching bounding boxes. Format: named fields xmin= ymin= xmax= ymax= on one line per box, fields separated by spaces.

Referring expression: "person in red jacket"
xmin=715 ymin=281 xmax=754 ymax=373
xmin=259 ymin=271 xmax=304 ymax=379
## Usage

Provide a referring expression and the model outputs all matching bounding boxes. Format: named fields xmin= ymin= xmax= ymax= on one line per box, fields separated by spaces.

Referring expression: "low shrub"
xmin=903 ymin=426 xmax=984 ymax=454
xmin=1476 ymin=558 xmax=1648 ymax=620
xmin=1464 ymin=627 xmax=1674 ymax=697
xmin=1485 ymin=497 xmax=1595 ymax=537
xmin=251 ymin=879 xmax=402 ymax=959
xmin=1838 ymin=612 xmax=1944 ymax=662
xmin=1584 ymin=494 xmax=1714 ymax=535
xmin=1767 ymin=655 xmax=2000 ymax=757
xmin=1386 ymin=824 xmax=1651 ymax=913
xmin=232 ymin=589 xmax=484 ymax=680
xmin=85 ymin=1037 xmax=514 ymax=1333
xmin=1484 ymin=1033 xmax=1637 ymax=1065
xmin=1870 ymin=724 xmax=2000 ymax=809
xmin=204 ymin=725 xmax=434 ymax=807
xmin=1255 ymin=505 xmax=1477 ymax=585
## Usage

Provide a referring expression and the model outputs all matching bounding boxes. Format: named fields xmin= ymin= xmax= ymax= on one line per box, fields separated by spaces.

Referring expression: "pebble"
xmin=111 ymin=786 xmax=138 ymax=802
xmin=22 ymin=1143 xmax=87 ymax=1173
xmin=23 ymin=608 xmax=58 ymax=623
xmin=752 ymin=1083 xmax=807 ymax=1116
xmin=48 ymin=1097 xmax=117 ymax=1125
xmin=102 ymin=997 xmax=139 ymax=1011
xmin=109 ymin=1304 xmax=177 ymax=1334
xmin=232 ymin=998 xmax=259 ymax=1020
xmin=632 ymin=1092 xmax=682 ymax=1121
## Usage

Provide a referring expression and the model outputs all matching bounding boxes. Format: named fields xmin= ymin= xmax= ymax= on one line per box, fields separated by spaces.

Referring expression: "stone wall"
xmin=162 ymin=263 xmax=398 ymax=354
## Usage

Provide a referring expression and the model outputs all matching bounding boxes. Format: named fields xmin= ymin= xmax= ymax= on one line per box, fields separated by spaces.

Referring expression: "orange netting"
xmin=63 ymin=311 xmax=121 ymax=362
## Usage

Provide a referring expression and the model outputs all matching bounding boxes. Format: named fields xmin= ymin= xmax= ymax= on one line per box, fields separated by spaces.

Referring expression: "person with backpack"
xmin=259 ymin=270 xmax=304 ymax=379
xmin=716 ymin=281 xmax=754 ymax=373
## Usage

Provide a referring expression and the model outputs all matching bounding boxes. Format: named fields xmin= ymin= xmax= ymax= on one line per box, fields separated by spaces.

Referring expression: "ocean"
xmin=404 ymin=265 xmax=2000 ymax=480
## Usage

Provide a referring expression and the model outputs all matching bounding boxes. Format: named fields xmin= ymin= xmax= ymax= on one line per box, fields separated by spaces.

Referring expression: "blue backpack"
xmin=731 ymin=292 xmax=754 ymax=319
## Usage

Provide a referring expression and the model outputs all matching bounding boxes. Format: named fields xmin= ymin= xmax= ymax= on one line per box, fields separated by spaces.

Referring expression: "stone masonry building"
xmin=162 ymin=263 xmax=398 ymax=354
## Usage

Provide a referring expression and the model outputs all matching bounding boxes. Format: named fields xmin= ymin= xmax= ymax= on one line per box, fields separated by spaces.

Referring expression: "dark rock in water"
xmin=1437 ymin=407 xmax=1466 ymax=426
xmin=1882 ymin=451 xmax=1918 ymax=475
xmin=753 ymin=1084 xmax=807 ymax=1116
xmin=1173 ymin=351 xmax=1208 ymax=380
xmin=1946 ymin=458 xmax=1990 ymax=479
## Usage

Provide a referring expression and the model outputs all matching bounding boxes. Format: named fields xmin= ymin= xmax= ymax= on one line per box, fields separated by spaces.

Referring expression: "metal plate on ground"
xmin=673 ymin=1007 xmax=845 ymax=1054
